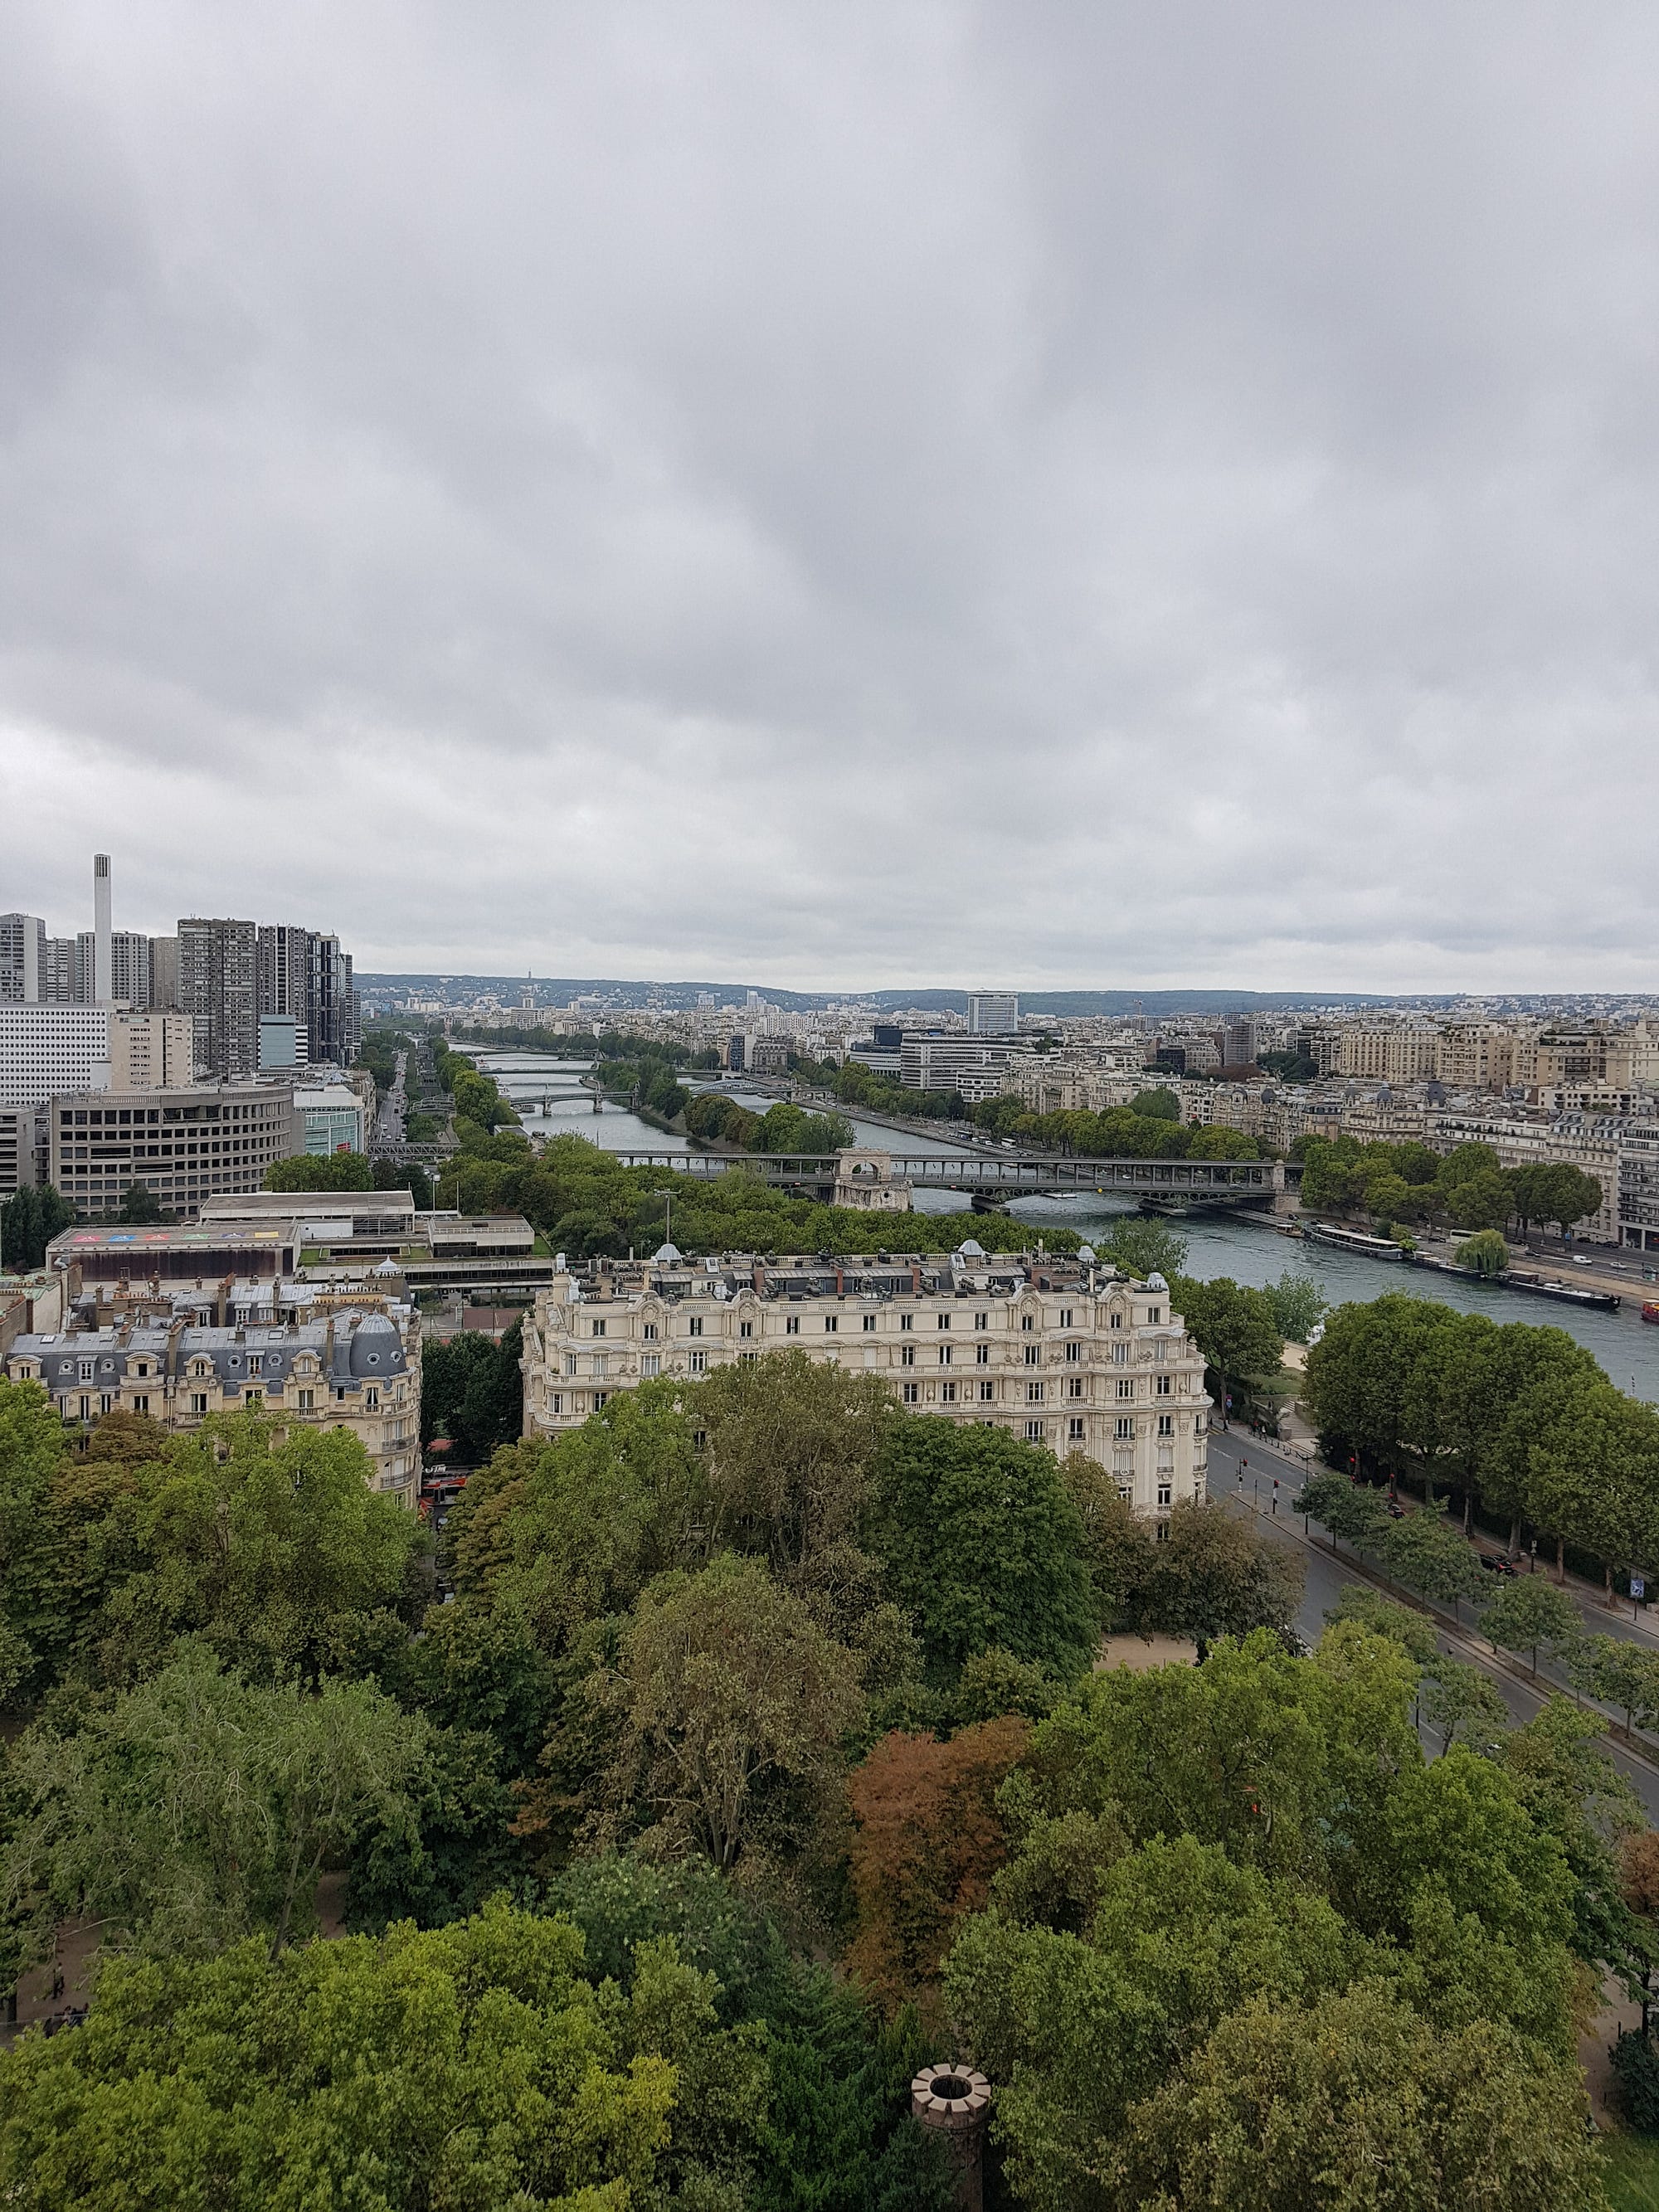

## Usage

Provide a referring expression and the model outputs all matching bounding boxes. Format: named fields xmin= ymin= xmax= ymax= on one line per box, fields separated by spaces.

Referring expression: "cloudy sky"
xmin=4 ymin=3 xmax=1657 ymax=992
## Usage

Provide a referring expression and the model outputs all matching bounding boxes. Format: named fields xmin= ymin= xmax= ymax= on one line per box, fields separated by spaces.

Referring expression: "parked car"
xmin=1479 ymin=1553 xmax=1519 ymax=1576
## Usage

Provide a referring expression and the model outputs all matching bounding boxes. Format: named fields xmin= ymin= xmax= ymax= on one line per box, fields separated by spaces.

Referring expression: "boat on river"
xmin=1642 ymin=1302 xmax=1659 ymax=1326
xmin=1301 ymin=1222 xmax=1410 ymax=1259
xmin=1409 ymin=1251 xmax=1620 ymax=1311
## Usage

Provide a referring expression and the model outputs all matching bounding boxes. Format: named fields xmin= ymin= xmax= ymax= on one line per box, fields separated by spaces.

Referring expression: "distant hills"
xmin=356 ymin=974 xmax=1403 ymax=1016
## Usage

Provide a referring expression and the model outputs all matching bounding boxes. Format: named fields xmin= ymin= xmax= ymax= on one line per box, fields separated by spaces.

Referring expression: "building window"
xmin=245 ymin=1391 xmax=262 ymax=1411
xmin=1157 ymin=1413 xmax=1175 ymax=1437
xmin=365 ymin=1386 xmax=379 ymax=1411
xmin=1026 ymin=1382 xmax=1044 ymax=1403
xmin=1021 ymin=1315 xmax=1034 ymax=1333
xmin=1064 ymin=1341 xmax=1081 ymax=1364
xmin=902 ymin=1383 xmax=919 ymax=1404
xmin=591 ymin=1354 xmax=608 ymax=1379
xmin=938 ymin=1344 xmax=952 ymax=1367
xmin=1117 ymin=1482 xmax=1133 ymax=1503
xmin=563 ymin=1354 xmax=577 ymax=1377
xmin=1155 ymin=1519 xmax=1170 ymax=1544
xmin=1113 ymin=1342 xmax=1129 ymax=1367
xmin=1068 ymin=1417 xmax=1085 ymax=1441
xmin=688 ymin=1351 xmax=707 ymax=1374
xmin=739 ymin=1351 xmax=757 ymax=1366
xmin=976 ymin=1343 xmax=990 ymax=1365
xmin=937 ymin=1313 xmax=950 ymax=1330
xmin=786 ymin=1315 xmax=800 ymax=1336
xmin=740 ymin=1320 xmax=753 ymax=1339
xmin=1157 ymin=1482 xmax=1172 ymax=1508
xmin=593 ymin=1391 xmax=609 ymax=1410
xmin=591 ymin=1319 xmax=606 ymax=1337
xmin=550 ymin=1393 xmax=563 ymax=1417
xmin=1059 ymin=1307 xmax=1073 ymax=1328
xmin=979 ymin=1379 xmax=995 ymax=1403
xmin=1156 ymin=1373 xmax=1172 ymax=1396
xmin=688 ymin=1316 xmax=703 ymax=1338
xmin=248 ymin=1354 xmax=263 ymax=1375
xmin=900 ymin=1313 xmax=913 ymax=1332
xmin=190 ymin=1392 xmax=208 ymax=1415
xmin=643 ymin=1322 xmax=659 ymax=1341
xmin=1148 ymin=1308 xmax=1162 ymax=1325
xmin=297 ymin=1388 xmax=314 ymax=1411
xmin=975 ymin=1311 xmax=989 ymax=1330
xmin=642 ymin=1354 xmax=660 ymax=1378
xmin=1110 ymin=1310 xmax=1123 ymax=1330
xmin=901 ymin=1345 xmax=915 ymax=1368
xmin=1068 ymin=1376 xmax=1084 ymax=1399
xmin=825 ymin=1315 xmax=838 ymax=1334
xmin=1116 ymin=1417 xmax=1135 ymax=1439
xmin=79 ymin=1359 xmax=95 ymax=1383
xmin=1024 ymin=1344 xmax=1039 ymax=1366
xmin=941 ymin=1381 xmax=957 ymax=1403
xmin=133 ymin=1393 xmax=149 ymax=1415
xmin=1025 ymin=1420 xmax=1045 ymax=1441
xmin=863 ymin=1314 xmax=877 ymax=1332
xmin=99 ymin=1393 xmax=112 ymax=1416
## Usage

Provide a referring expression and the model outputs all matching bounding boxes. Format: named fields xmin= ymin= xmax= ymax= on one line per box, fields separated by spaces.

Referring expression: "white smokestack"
xmin=94 ymin=852 xmax=112 ymax=1004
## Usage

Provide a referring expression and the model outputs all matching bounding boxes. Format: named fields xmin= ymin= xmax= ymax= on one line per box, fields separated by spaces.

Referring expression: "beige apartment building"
xmin=3 ymin=1302 xmax=421 ymax=1505
xmin=523 ymin=1244 xmax=1213 ymax=1524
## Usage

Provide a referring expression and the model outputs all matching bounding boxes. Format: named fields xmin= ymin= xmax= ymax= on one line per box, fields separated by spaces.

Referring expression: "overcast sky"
xmin=4 ymin=4 xmax=1657 ymax=992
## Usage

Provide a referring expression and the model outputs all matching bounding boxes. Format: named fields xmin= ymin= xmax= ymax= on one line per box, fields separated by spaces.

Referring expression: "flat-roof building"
xmin=48 ymin=1082 xmax=294 ymax=1222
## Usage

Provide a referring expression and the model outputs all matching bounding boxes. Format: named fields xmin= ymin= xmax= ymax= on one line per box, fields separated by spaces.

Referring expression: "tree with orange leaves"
xmin=846 ymin=1715 xmax=1029 ymax=2019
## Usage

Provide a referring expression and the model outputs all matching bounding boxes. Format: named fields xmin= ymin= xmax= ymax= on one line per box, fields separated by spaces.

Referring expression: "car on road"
xmin=1478 ymin=1553 xmax=1520 ymax=1576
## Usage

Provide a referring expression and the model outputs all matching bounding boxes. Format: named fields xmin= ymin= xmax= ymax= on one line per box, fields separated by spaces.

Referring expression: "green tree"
xmin=264 ymin=1149 xmax=379 ymax=1191
xmin=1264 ymin=1268 xmax=1328 ymax=1344
xmin=1128 ymin=1087 xmax=1181 ymax=1121
xmin=1455 ymin=1228 xmax=1510 ymax=1276
xmin=114 ymin=1180 xmax=164 ymax=1224
xmin=0 ymin=1184 xmax=75 ymax=1270
xmin=1379 ymin=1509 xmax=1487 ymax=1623
xmin=3 ymin=1649 xmax=430 ymax=1962
xmin=1419 ymin=1660 xmax=1511 ymax=1757
xmin=597 ymin=1553 xmax=864 ymax=1872
xmin=1293 ymin=1471 xmax=1390 ymax=1554
xmin=1130 ymin=1499 xmax=1305 ymax=1642
xmin=1114 ymin=1980 xmax=1601 ymax=2212
xmin=868 ymin=1421 xmax=1097 ymax=1682
xmin=1569 ymin=1635 xmax=1659 ymax=1738
xmin=1097 ymin=1215 xmax=1188 ymax=1281
xmin=1172 ymin=1275 xmax=1284 ymax=1424
xmin=1480 ymin=1576 xmax=1584 ymax=1677
xmin=0 ymin=1898 xmax=697 ymax=2209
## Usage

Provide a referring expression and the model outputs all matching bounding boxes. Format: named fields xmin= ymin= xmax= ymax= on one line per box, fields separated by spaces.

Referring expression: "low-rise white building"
xmin=522 ymin=1243 xmax=1213 ymax=1524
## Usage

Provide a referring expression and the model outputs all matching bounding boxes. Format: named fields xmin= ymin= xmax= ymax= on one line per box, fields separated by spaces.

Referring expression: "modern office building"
xmin=0 ymin=915 xmax=46 ymax=1004
xmin=0 ymin=1004 xmax=111 ymax=1109
xmin=4 ymin=1304 xmax=421 ymax=1505
xmin=75 ymin=930 xmax=152 ymax=1008
xmin=522 ymin=1244 xmax=1213 ymax=1525
xmin=259 ymin=1014 xmax=300 ymax=1071
xmin=292 ymin=1077 xmax=365 ymax=1156
xmin=966 ymin=991 xmax=1019 ymax=1036
xmin=47 ymin=1079 xmax=294 ymax=1220
xmin=178 ymin=917 xmax=260 ymax=1079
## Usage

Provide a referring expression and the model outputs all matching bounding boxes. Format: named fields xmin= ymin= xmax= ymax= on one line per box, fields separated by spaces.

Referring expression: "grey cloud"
xmin=2 ymin=0 xmax=1658 ymax=990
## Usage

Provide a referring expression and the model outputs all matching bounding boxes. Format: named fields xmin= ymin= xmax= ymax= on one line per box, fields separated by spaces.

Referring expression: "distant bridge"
xmin=601 ymin=1149 xmax=1299 ymax=1209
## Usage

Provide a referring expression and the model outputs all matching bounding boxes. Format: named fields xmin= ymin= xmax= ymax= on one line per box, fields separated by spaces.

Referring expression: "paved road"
xmin=1205 ymin=1427 xmax=1659 ymax=1821
xmin=372 ymin=1048 xmax=407 ymax=1151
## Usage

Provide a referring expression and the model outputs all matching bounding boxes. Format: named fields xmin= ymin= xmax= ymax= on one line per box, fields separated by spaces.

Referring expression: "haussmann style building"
xmin=521 ymin=1241 xmax=1212 ymax=1525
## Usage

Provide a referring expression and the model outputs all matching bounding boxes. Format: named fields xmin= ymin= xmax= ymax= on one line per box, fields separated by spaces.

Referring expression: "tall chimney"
xmin=93 ymin=853 xmax=112 ymax=1004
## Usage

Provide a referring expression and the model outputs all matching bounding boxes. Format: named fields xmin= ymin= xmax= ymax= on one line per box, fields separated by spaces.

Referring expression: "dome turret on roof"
xmin=348 ymin=1311 xmax=405 ymax=1376
xmin=1146 ymin=1272 xmax=1168 ymax=1291
xmin=654 ymin=1243 xmax=683 ymax=1264
xmin=955 ymin=1239 xmax=985 ymax=1259
xmin=1078 ymin=1245 xmax=1097 ymax=1264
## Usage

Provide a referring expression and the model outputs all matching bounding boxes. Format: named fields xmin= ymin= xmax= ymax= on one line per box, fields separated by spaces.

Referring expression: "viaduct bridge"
xmin=601 ymin=1148 xmax=1300 ymax=1213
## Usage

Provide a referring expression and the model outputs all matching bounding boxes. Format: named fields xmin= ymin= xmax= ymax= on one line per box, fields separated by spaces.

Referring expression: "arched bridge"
xmin=601 ymin=1148 xmax=1299 ymax=1210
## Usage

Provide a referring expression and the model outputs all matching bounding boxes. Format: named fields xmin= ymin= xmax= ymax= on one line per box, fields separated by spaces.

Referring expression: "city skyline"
xmin=6 ymin=6 xmax=1659 ymax=989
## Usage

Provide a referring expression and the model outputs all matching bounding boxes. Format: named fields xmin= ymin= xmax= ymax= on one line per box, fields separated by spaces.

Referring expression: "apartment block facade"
xmin=178 ymin=917 xmax=260 ymax=1079
xmin=523 ymin=1245 xmax=1213 ymax=1524
xmin=5 ymin=1305 xmax=421 ymax=1505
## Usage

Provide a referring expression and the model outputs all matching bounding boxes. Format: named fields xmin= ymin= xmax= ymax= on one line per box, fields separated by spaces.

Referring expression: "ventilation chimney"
xmin=93 ymin=853 xmax=112 ymax=1004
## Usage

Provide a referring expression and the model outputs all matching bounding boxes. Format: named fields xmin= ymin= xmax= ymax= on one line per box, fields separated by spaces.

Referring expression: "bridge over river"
xmin=601 ymin=1148 xmax=1299 ymax=1212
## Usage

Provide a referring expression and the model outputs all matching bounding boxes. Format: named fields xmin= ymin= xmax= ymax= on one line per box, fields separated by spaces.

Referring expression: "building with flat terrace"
xmin=522 ymin=1242 xmax=1212 ymax=1526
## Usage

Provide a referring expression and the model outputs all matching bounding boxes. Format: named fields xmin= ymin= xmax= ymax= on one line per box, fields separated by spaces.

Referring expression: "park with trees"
xmin=2 ymin=1303 xmax=1657 ymax=2204
xmin=1297 ymin=1133 xmax=1606 ymax=1245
